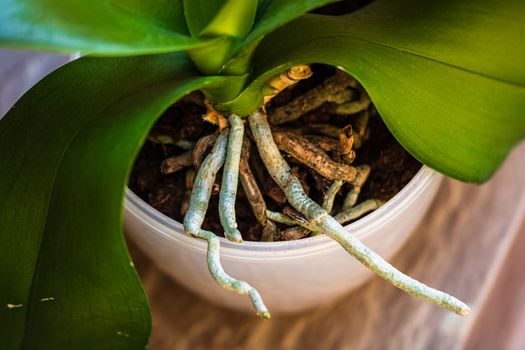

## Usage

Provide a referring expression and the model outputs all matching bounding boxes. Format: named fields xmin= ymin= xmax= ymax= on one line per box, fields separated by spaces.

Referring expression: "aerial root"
xmin=304 ymin=135 xmax=339 ymax=153
xmin=342 ymin=164 xmax=371 ymax=210
xmin=322 ymin=180 xmax=344 ymax=214
xmin=192 ymin=133 xmax=217 ymax=169
xmin=248 ymin=109 xmax=470 ymax=317
xmin=354 ymin=109 xmax=370 ymax=140
xmin=262 ymin=64 xmax=312 ymax=104
xmin=161 ymin=151 xmax=193 ymax=175
xmin=330 ymin=90 xmax=371 ymax=116
xmin=266 ymin=209 xmax=312 ymax=240
xmin=181 ymin=67 xmax=470 ymax=318
xmin=338 ymin=125 xmax=358 ymax=163
xmin=294 ymin=123 xmax=341 ymax=138
xmin=203 ymin=232 xmax=270 ymax=319
xmin=249 ymin=150 xmax=287 ymax=204
xmin=219 ymin=114 xmax=244 ymax=243
xmin=266 ymin=210 xmax=316 ymax=231
xmin=180 ymin=168 xmax=196 ymax=217
xmin=334 ymin=199 xmax=384 ymax=224
xmin=239 ymin=135 xmax=279 ymax=241
xmin=183 ymin=129 xmax=269 ymax=318
xmin=271 ymin=128 xmax=357 ymax=182
xmin=268 ymin=68 xmax=357 ymax=125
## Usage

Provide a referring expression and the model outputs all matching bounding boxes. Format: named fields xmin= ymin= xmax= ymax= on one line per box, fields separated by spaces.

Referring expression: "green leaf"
xmin=244 ymin=0 xmax=340 ymax=44
xmin=221 ymin=0 xmax=525 ymax=182
xmin=213 ymin=0 xmax=339 ymax=75
xmin=0 ymin=0 xmax=209 ymax=54
xmin=0 ymin=53 xmax=225 ymax=349
xmin=183 ymin=0 xmax=259 ymax=74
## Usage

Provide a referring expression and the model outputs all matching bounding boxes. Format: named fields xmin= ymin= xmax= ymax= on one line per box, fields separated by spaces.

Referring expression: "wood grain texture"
xmin=129 ymin=142 xmax=525 ymax=350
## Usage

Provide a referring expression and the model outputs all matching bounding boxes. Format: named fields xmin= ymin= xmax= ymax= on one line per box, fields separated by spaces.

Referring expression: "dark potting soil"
xmin=129 ymin=65 xmax=421 ymax=241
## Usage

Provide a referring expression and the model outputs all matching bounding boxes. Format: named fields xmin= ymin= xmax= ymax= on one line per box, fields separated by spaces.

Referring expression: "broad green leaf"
xmin=221 ymin=0 xmax=525 ymax=182
xmin=0 ymin=53 xmax=226 ymax=349
xmin=0 ymin=0 xmax=210 ymax=54
xmin=244 ymin=0 xmax=340 ymax=45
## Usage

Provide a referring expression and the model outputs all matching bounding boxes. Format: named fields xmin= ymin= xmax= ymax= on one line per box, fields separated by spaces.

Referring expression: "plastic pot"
xmin=124 ymin=166 xmax=442 ymax=314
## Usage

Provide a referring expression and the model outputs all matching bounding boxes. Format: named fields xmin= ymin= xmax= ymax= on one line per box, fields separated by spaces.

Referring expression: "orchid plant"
xmin=1 ymin=0 xmax=524 ymax=349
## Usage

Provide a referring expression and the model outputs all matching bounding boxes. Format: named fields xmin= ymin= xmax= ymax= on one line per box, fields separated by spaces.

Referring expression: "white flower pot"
xmin=124 ymin=165 xmax=443 ymax=315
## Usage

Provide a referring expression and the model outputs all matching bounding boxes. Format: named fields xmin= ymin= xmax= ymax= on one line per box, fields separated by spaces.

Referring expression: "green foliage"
xmin=1 ymin=0 xmax=524 ymax=348
xmin=0 ymin=0 xmax=205 ymax=54
xmin=217 ymin=0 xmax=525 ymax=182
xmin=183 ymin=0 xmax=258 ymax=38
xmin=182 ymin=0 xmax=259 ymax=74
xmin=0 ymin=53 xmax=230 ymax=349
xmin=247 ymin=0 xmax=340 ymax=45
xmin=185 ymin=0 xmax=337 ymax=74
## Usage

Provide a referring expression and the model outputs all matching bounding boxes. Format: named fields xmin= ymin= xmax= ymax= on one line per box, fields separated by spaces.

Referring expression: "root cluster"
xmin=147 ymin=67 xmax=470 ymax=318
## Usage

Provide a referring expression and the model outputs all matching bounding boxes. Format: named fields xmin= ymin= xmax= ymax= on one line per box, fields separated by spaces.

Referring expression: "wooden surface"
xmin=464 ymin=211 xmax=525 ymax=350
xmin=129 ymin=142 xmax=525 ymax=350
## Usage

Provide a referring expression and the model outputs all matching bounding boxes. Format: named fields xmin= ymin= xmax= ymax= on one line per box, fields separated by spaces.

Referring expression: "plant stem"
xmin=219 ymin=114 xmax=244 ymax=243
xmin=184 ymin=129 xmax=269 ymax=318
xmin=248 ymin=110 xmax=470 ymax=316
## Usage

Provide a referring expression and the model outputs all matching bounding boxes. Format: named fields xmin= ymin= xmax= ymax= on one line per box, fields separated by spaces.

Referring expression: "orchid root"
xmin=262 ymin=64 xmax=312 ymax=104
xmin=268 ymin=69 xmax=357 ymax=125
xmin=219 ymin=114 xmax=244 ymax=243
xmin=183 ymin=129 xmax=270 ymax=318
xmin=239 ymin=136 xmax=278 ymax=241
xmin=335 ymin=199 xmax=384 ymax=224
xmin=343 ymin=164 xmax=371 ymax=210
xmin=322 ymin=180 xmax=344 ymax=214
xmin=271 ymin=129 xmax=357 ymax=182
xmin=248 ymin=109 xmax=470 ymax=317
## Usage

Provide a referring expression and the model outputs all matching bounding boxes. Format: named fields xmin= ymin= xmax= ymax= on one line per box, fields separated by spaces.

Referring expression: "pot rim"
xmin=125 ymin=165 xmax=442 ymax=255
